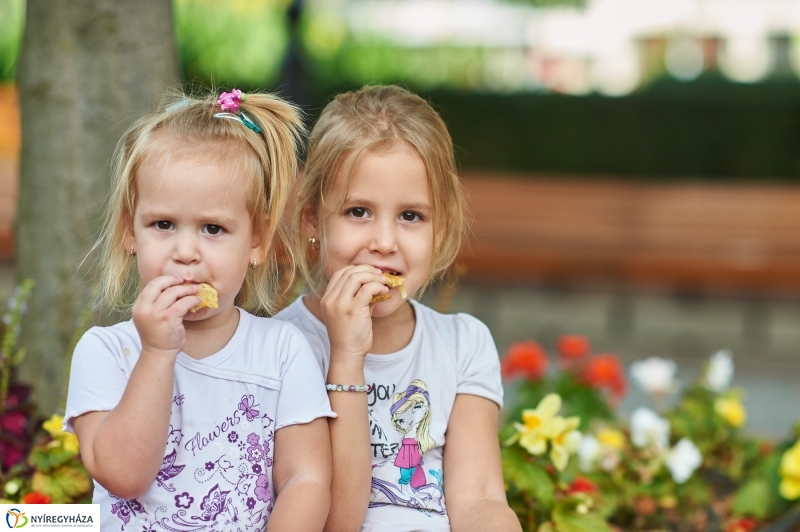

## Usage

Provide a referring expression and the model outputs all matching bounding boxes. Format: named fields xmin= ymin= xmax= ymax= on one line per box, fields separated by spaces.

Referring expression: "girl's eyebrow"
xmin=343 ymin=197 xmax=432 ymax=211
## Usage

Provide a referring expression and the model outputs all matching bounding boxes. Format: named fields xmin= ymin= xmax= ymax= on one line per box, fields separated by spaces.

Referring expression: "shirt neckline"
xmin=176 ymin=307 xmax=249 ymax=369
xmin=296 ymin=295 xmax=422 ymax=363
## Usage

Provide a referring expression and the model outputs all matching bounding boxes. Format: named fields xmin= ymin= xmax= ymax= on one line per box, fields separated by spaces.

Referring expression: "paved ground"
xmin=3 ymin=261 xmax=798 ymax=439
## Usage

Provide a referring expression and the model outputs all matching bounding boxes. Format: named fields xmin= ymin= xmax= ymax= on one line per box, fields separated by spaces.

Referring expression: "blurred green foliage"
xmin=174 ymin=0 xmax=289 ymax=89
xmin=0 ymin=0 xmax=23 ymax=81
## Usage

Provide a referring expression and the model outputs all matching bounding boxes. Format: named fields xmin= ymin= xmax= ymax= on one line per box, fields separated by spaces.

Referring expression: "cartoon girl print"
xmin=390 ymin=380 xmax=434 ymax=492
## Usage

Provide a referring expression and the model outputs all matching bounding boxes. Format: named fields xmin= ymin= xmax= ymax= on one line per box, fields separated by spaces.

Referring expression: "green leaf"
xmin=552 ymin=501 xmax=611 ymax=532
xmin=733 ymin=479 xmax=771 ymax=519
xmin=505 ymin=456 xmax=555 ymax=509
xmin=32 ymin=466 xmax=91 ymax=503
xmin=28 ymin=445 xmax=77 ymax=471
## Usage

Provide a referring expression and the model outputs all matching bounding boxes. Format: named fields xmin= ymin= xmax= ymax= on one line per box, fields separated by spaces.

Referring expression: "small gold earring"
xmin=251 ymin=258 xmax=257 ymax=268
xmin=308 ymin=237 xmax=320 ymax=250
xmin=129 ymin=246 xmax=136 ymax=257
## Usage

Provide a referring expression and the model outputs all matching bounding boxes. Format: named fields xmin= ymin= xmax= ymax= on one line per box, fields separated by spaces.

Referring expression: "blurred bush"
xmin=174 ymin=0 xmax=289 ymax=89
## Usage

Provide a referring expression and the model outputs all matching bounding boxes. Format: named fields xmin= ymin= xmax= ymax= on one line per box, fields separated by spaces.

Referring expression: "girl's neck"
xmin=181 ymin=304 xmax=240 ymax=359
xmin=303 ymin=294 xmax=416 ymax=355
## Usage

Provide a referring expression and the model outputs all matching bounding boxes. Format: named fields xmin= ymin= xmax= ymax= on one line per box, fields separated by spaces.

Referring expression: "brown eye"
xmin=401 ymin=211 xmax=421 ymax=222
xmin=350 ymin=208 xmax=367 ymax=218
xmin=156 ymin=221 xmax=173 ymax=230
xmin=203 ymin=224 xmax=223 ymax=235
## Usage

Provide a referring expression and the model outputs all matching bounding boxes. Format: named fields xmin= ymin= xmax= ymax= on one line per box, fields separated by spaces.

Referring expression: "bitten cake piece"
xmin=190 ymin=283 xmax=218 ymax=313
xmin=370 ymin=273 xmax=407 ymax=304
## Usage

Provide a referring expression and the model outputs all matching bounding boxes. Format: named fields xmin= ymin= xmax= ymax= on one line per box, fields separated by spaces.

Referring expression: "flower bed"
xmin=500 ymin=336 xmax=800 ymax=532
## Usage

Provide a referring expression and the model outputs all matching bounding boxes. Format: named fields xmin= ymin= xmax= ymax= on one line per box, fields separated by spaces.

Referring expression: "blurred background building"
xmin=1 ymin=0 xmax=800 ymax=435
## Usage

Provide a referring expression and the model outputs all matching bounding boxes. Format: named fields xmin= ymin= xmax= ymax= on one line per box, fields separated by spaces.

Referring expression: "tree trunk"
xmin=16 ymin=0 xmax=179 ymax=415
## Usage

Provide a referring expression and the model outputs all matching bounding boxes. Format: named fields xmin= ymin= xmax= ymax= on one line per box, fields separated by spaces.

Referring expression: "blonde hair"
xmin=294 ymin=85 xmax=465 ymax=292
xmin=391 ymin=380 xmax=435 ymax=455
xmin=95 ymin=88 xmax=305 ymax=315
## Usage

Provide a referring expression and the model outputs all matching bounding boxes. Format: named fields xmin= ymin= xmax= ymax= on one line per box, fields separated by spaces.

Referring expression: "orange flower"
xmin=502 ymin=341 xmax=548 ymax=381
xmin=584 ymin=354 xmax=626 ymax=399
xmin=22 ymin=491 xmax=51 ymax=504
xmin=557 ymin=335 xmax=591 ymax=360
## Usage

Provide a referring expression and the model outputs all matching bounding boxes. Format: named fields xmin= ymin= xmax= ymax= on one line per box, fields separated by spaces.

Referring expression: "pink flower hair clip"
xmin=214 ymin=89 xmax=261 ymax=134
xmin=218 ymin=89 xmax=244 ymax=112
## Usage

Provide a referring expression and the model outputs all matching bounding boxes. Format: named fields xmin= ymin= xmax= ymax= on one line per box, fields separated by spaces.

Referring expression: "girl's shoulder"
xmin=412 ymin=300 xmax=492 ymax=341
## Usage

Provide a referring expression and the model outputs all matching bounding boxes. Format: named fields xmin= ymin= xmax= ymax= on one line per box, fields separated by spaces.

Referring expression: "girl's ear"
xmin=123 ymin=226 xmax=135 ymax=255
xmin=251 ymin=214 xmax=270 ymax=260
xmin=301 ymin=204 xmax=319 ymax=238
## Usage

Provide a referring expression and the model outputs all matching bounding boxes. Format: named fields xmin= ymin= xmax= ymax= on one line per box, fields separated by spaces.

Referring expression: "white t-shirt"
xmin=64 ymin=309 xmax=335 ymax=532
xmin=274 ymin=297 xmax=503 ymax=532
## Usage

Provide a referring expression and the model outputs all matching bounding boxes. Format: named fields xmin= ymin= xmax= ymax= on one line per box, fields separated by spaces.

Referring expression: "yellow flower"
xmin=43 ymin=414 xmax=65 ymax=438
xmin=544 ymin=416 xmax=581 ymax=471
xmin=715 ymin=397 xmax=747 ymax=428
xmin=507 ymin=394 xmax=562 ymax=455
xmin=780 ymin=440 xmax=800 ymax=500
xmin=42 ymin=414 xmax=80 ymax=453
xmin=597 ymin=428 xmax=625 ymax=450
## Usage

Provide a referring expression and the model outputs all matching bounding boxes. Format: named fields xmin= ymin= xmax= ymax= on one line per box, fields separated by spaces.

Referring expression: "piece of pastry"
xmin=370 ymin=273 xmax=407 ymax=303
xmin=189 ymin=283 xmax=218 ymax=312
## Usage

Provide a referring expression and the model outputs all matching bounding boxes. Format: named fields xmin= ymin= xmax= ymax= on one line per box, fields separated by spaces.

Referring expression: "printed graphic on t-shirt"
xmin=107 ymin=394 xmax=276 ymax=531
xmin=368 ymin=379 xmax=446 ymax=516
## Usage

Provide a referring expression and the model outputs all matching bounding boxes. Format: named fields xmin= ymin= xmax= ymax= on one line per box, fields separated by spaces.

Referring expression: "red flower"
xmin=726 ymin=518 xmax=758 ymax=532
xmin=567 ymin=476 xmax=596 ymax=495
xmin=501 ymin=341 xmax=548 ymax=381
xmin=22 ymin=492 xmax=51 ymax=504
xmin=0 ymin=441 xmax=25 ymax=470
xmin=1 ymin=411 xmax=28 ymax=437
xmin=557 ymin=335 xmax=591 ymax=361
xmin=584 ymin=354 xmax=626 ymax=399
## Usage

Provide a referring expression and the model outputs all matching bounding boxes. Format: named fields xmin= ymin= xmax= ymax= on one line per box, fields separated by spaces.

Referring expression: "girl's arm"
xmin=315 ymin=265 xmax=387 ymax=532
xmin=73 ymin=277 xmax=199 ymax=499
xmin=443 ymin=394 xmax=523 ymax=532
xmin=266 ymin=418 xmax=332 ymax=531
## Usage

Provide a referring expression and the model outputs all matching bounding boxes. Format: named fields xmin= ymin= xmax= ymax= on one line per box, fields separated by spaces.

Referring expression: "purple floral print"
xmin=247 ymin=446 xmax=264 ymax=463
xmin=205 ymin=461 xmax=214 ymax=471
xmin=174 ymin=492 xmax=193 ymax=509
xmin=247 ymin=433 xmax=259 ymax=446
xmin=246 ymin=497 xmax=256 ymax=510
xmin=227 ymin=431 xmax=238 ymax=443
xmin=254 ymin=474 xmax=271 ymax=503
xmin=252 ymin=464 xmax=262 ymax=474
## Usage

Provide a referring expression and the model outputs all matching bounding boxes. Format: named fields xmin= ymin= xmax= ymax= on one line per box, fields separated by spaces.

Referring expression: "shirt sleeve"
xmin=63 ymin=327 xmax=130 ymax=434
xmin=274 ymin=325 xmax=336 ymax=430
xmin=455 ymin=314 xmax=504 ymax=409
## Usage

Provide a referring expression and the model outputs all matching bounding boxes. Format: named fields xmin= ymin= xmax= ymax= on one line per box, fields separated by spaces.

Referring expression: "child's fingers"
xmin=152 ymin=283 xmax=199 ymax=312
xmin=137 ymin=276 xmax=185 ymax=307
xmin=354 ymin=281 xmax=389 ymax=308
xmin=326 ymin=268 xmax=384 ymax=306
xmin=171 ymin=293 xmax=203 ymax=317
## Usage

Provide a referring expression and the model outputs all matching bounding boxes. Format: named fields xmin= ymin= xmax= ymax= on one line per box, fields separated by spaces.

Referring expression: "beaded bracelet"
xmin=326 ymin=383 xmax=372 ymax=393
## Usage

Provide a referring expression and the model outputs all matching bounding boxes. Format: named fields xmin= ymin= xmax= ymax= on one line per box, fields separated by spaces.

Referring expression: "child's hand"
xmin=321 ymin=265 xmax=387 ymax=363
xmin=131 ymin=276 xmax=200 ymax=358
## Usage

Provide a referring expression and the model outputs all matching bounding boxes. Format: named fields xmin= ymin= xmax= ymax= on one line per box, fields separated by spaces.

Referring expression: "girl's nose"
xmin=369 ymin=218 xmax=398 ymax=255
xmin=172 ymin=231 xmax=201 ymax=264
